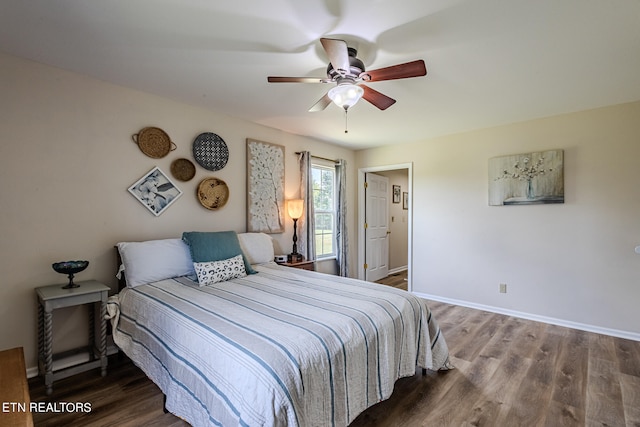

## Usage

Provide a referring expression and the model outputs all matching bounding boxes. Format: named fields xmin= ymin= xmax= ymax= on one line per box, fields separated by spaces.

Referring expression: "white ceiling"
xmin=1 ymin=0 xmax=639 ymax=149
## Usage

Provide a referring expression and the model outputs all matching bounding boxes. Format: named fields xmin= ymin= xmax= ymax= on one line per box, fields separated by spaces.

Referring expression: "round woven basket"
xmin=197 ymin=177 xmax=229 ymax=210
xmin=132 ymin=127 xmax=176 ymax=159
xmin=170 ymin=158 xmax=196 ymax=181
xmin=192 ymin=132 xmax=229 ymax=171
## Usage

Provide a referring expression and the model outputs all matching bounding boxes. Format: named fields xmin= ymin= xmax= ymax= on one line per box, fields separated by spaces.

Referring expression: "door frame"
xmin=357 ymin=163 xmax=413 ymax=290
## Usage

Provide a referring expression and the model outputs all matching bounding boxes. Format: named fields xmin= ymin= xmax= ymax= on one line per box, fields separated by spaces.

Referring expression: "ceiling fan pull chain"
xmin=344 ymin=109 xmax=349 ymax=133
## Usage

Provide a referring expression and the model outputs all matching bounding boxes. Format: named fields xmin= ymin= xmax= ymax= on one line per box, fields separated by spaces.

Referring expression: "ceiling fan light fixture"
xmin=328 ymin=84 xmax=364 ymax=110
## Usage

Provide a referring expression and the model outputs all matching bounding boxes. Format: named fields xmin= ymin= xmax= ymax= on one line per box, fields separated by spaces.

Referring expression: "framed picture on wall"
xmin=246 ymin=138 xmax=285 ymax=233
xmin=488 ymin=149 xmax=564 ymax=205
xmin=128 ymin=166 xmax=182 ymax=216
xmin=393 ymin=185 xmax=401 ymax=203
xmin=402 ymin=192 xmax=409 ymax=210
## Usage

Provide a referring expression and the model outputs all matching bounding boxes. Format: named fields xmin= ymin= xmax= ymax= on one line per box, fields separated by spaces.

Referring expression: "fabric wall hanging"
xmin=193 ymin=132 xmax=229 ymax=171
xmin=128 ymin=167 xmax=182 ymax=216
xmin=246 ymin=138 xmax=284 ymax=233
xmin=132 ymin=127 xmax=176 ymax=158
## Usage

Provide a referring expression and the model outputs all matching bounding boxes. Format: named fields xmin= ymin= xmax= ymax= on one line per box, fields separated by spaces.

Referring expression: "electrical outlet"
xmin=499 ymin=283 xmax=507 ymax=293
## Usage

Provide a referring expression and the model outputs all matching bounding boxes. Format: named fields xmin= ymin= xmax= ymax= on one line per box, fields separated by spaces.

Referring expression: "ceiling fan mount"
xmin=326 ymin=47 xmax=366 ymax=82
xmin=267 ymin=37 xmax=427 ymax=113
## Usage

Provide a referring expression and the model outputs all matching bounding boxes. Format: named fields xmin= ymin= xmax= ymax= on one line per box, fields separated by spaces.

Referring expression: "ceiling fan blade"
xmin=268 ymin=76 xmax=331 ymax=83
xmin=364 ymin=60 xmax=427 ymax=82
xmin=308 ymin=93 xmax=332 ymax=112
xmin=320 ymin=38 xmax=350 ymax=76
xmin=361 ymin=84 xmax=396 ymax=110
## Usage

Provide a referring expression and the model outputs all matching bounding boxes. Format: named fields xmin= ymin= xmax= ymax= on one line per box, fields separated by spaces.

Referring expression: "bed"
xmin=108 ymin=231 xmax=451 ymax=426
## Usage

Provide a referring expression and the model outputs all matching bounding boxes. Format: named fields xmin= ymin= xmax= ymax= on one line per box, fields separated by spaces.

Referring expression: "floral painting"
xmin=128 ymin=166 xmax=182 ymax=216
xmin=246 ymin=139 xmax=285 ymax=233
xmin=489 ymin=149 xmax=564 ymax=205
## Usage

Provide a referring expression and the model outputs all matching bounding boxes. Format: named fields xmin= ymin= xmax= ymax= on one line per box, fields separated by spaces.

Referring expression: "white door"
xmin=365 ymin=173 xmax=390 ymax=282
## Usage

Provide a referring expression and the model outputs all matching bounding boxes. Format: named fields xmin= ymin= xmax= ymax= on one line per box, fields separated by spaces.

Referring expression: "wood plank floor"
xmin=375 ymin=270 xmax=408 ymax=290
xmin=28 ymin=272 xmax=640 ymax=426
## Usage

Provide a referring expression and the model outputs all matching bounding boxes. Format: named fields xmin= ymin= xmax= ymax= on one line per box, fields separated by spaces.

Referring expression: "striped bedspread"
xmin=109 ymin=262 xmax=451 ymax=427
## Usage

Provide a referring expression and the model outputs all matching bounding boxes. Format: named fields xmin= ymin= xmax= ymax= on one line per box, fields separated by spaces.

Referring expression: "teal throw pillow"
xmin=182 ymin=231 xmax=256 ymax=275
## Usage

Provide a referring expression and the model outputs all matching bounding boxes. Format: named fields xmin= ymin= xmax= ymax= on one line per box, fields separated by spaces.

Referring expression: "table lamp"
xmin=287 ymin=199 xmax=304 ymax=262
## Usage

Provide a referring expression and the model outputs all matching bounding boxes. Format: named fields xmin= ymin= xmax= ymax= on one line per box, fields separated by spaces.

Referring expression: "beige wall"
xmin=3 ymin=48 xmax=639 ymax=375
xmin=0 ymin=52 xmax=356 ymax=369
xmin=357 ymin=101 xmax=640 ymax=338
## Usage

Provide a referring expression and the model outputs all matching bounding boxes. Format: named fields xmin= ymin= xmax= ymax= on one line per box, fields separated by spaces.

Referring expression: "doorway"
xmin=357 ymin=163 xmax=412 ymax=290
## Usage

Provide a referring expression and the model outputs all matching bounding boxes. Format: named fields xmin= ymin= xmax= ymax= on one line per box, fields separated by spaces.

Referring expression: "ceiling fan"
xmin=267 ymin=37 xmax=427 ymax=113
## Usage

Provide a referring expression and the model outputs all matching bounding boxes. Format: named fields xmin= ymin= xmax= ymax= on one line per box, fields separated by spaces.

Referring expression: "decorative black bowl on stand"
xmin=52 ymin=260 xmax=89 ymax=289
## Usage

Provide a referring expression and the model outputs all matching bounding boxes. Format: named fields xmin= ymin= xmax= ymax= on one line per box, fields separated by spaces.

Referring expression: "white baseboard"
xmin=415 ymin=292 xmax=640 ymax=342
xmin=388 ymin=266 xmax=408 ymax=275
xmin=27 ymin=367 xmax=38 ymax=379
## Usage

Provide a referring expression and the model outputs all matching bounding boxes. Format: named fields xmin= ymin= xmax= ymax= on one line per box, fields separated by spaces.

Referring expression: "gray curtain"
xmin=335 ymin=159 xmax=349 ymax=277
xmin=298 ymin=152 xmax=315 ymax=261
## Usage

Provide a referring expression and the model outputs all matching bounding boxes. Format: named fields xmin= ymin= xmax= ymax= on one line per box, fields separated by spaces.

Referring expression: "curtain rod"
xmin=294 ymin=151 xmax=339 ymax=164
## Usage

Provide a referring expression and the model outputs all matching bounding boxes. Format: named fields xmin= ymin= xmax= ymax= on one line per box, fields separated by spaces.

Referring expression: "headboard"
xmin=115 ymin=246 xmax=126 ymax=291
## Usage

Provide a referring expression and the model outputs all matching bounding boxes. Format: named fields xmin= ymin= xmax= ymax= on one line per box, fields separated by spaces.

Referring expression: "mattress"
xmin=108 ymin=262 xmax=450 ymax=426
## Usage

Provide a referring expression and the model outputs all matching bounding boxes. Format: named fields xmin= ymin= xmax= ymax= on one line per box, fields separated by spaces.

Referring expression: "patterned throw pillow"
xmin=193 ymin=254 xmax=247 ymax=286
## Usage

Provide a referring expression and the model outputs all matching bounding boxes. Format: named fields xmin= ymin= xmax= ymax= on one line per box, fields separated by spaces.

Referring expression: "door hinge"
xmin=364 ymin=263 xmax=368 ymax=269
xmin=364 ymin=182 xmax=368 ymax=188
xmin=364 ymin=223 xmax=368 ymax=229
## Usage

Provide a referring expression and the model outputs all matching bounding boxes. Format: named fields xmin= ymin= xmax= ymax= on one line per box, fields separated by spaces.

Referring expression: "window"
xmin=312 ymin=164 xmax=336 ymax=259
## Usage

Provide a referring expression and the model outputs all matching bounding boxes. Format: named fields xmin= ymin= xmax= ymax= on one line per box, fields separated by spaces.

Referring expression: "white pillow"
xmin=237 ymin=232 xmax=275 ymax=265
xmin=117 ymin=239 xmax=195 ymax=288
xmin=193 ymin=254 xmax=247 ymax=286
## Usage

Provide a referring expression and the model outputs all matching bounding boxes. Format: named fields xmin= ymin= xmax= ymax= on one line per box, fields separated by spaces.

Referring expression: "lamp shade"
xmin=328 ymin=84 xmax=364 ymax=110
xmin=287 ymin=199 xmax=304 ymax=219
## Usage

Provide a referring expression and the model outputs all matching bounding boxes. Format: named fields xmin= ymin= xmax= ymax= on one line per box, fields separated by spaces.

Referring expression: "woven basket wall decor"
xmin=197 ymin=177 xmax=229 ymax=210
xmin=170 ymin=158 xmax=196 ymax=181
xmin=132 ymin=127 xmax=176 ymax=158
xmin=193 ymin=132 xmax=229 ymax=171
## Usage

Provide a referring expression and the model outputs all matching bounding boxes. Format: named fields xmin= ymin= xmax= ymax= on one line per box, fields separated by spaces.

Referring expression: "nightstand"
xmin=279 ymin=259 xmax=315 ymax=271
xmin=35 ymin=280 xmax=109 ymax=395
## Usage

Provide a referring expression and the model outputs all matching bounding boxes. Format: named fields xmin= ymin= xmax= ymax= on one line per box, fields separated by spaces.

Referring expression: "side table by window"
xmin=35 ymin=280 xmax=109 ymax=395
